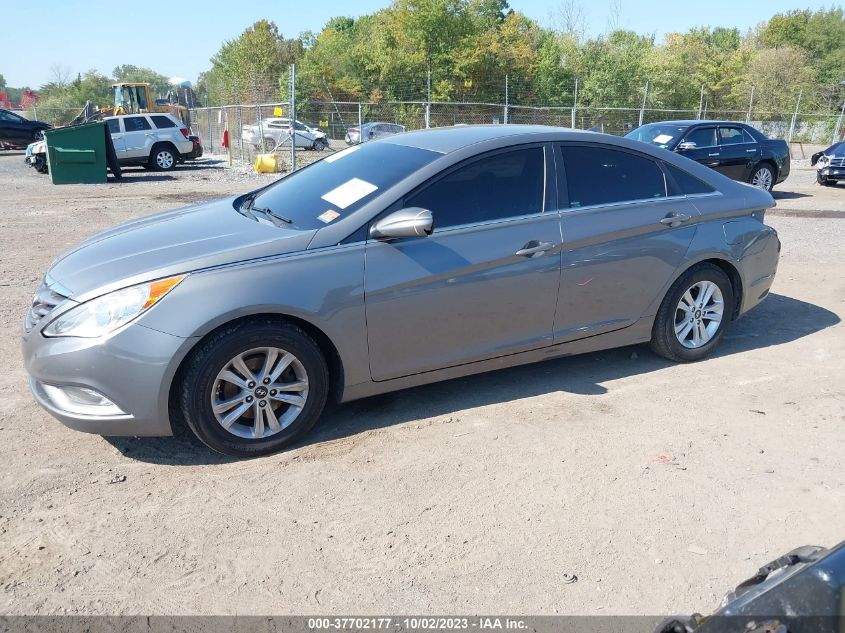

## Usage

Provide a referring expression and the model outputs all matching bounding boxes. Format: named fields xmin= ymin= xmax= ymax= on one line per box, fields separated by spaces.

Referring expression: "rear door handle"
xmin=708 ymin=152 xmax=720 ymax=157
xmin=660 ymin=213 xmax=691 ymax=227
xmin=516 ymin=241 xmax=555 ymax=257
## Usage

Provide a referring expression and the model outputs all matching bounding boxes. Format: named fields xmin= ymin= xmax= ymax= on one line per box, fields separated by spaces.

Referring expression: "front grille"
xmin=829 ymin=157 xmax=845 ymax=168
xmin=25 ymin=282 xmax=68 ymax=331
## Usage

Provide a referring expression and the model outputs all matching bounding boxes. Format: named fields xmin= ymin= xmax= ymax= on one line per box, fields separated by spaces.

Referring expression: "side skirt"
xmin=340 ymin=316 xmax=654 ymax=403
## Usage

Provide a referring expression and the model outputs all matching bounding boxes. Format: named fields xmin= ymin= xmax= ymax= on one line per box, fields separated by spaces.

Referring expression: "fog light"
xmin=42 ymin=384 xmax=127 ymax=417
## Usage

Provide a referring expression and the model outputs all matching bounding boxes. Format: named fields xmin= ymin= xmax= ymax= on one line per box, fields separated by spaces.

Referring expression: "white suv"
xmin=104 ymin=113 xmax=194 ymax=171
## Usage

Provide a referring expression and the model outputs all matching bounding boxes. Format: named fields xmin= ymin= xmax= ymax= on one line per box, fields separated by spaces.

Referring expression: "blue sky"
xmin=1 ymin=0 xmax=840 ymax=88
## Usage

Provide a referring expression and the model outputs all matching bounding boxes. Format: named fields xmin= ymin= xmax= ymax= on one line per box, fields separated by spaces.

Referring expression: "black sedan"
xmin=626 ymin=120 xmax=790 ymax=191
xmin=0 ymin=108 xmax=52 ymax=149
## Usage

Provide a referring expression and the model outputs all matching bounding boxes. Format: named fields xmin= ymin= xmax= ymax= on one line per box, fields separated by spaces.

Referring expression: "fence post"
xmin=206 ymin=96 xmax=212 ymax=153
xmin=425 ymin=68 xmax=431 ymax=129
xmin=257 ymin=105 xmax=264 ymax=153
xmin=787 ymin=90 xmax=802 ymax=145
xmin=833 ymin=99 xmax=845 ymax=145
xmin=571 ymin=78 xmax=578 ymax=129
xmin=697 ymin=85 xmax=704 ymax=120
xmin=746 ymin=85 xmax=754 ymax=124
xmin=238 ymin=106 xmax=244 ymax=162
xmin=289 ymin=64 xmax=296 ymax=172
xmin=358 ymin=102 xmax=362 ymax=141
xmin=638 ymin=81 xmax=649 ymax=127
xmin=504 ymin=74 xmax=509 ymax=125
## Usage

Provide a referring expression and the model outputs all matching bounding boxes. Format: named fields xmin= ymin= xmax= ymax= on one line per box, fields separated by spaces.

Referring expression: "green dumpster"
xmin=45 ymin=122 xmax=108 ymax=184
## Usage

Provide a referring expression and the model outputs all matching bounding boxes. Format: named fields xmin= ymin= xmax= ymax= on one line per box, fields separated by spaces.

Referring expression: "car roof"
xmin=642 ymin=120 xmax=747 ymax=127
xmin=382 ymin=124 xmax=598 ymax=153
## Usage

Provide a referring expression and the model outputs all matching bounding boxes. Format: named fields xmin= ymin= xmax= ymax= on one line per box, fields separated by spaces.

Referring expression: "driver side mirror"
xmin=370 ymin=208 xmax=434 ymax=240
xmin=677 ymin=141 xmax=697 ymax=152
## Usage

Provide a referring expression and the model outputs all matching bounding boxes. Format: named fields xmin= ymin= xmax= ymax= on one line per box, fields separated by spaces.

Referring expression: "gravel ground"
xmin=0 ymin=150 xmax=843 ymax=616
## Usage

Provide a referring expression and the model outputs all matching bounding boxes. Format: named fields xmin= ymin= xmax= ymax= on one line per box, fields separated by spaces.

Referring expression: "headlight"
xmin=817 ymin=156 xmax=829 ymax=167
xmin=43 ymin=275 xmax=185 ymax=338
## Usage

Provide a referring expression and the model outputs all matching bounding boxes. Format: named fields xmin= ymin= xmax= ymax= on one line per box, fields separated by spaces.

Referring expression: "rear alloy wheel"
xmin=750 ymin=164 xmax=774 ymax=191
xmin=650 ymin=263 xmax=734 ymax=362
xmin=180 ymin=320 xmax=329 ymax=457
xmin=151 ymin=146 xmax=177 ymax=171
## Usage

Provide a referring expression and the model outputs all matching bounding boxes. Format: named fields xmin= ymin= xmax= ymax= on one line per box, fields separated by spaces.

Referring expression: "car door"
xmin=675 ymin=126 xmax=720 ymax=170
xmin=105 ymin=118 xmax=127 ymax=159
xmin=364 ymin=144 xmax=562 ymax=381
xmin=121 ymin=115 xmax=154 ymax=159
xmin=554 ymin=143 xmax=701 ymax=342
xmin=0 ymin=110 xmax=28 ymax=144
xmin=717 ymin=125 xmax=758 ymax=181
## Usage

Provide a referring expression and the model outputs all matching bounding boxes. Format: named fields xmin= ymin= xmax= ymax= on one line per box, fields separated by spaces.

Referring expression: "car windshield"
xmin=243 ymin=142 xmax=441 ymax=230
xmin=625 ymin=123 xmax=688 ymax=148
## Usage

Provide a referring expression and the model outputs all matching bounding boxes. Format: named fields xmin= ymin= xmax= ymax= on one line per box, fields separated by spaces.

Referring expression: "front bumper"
xmin=818 ymin=166 xmax=845 ymax=180
xmin=22 ymin=321 xmax=197 ymax=437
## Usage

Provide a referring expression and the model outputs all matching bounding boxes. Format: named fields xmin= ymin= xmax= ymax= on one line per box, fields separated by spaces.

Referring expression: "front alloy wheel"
xmin=180 ymin=320 xmax=329 ymax=457
xmin=211 ymin=347 xmax=309 ymax=439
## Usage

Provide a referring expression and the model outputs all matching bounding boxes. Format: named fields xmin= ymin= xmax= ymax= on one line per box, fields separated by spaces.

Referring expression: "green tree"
xmin=204 ymin=20 xmax=304 ymax=104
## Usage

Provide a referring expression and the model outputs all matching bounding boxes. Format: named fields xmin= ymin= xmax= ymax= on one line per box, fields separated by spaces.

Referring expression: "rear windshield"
xmin=245 ymin=142 xmax=441 ymax=230
xmin=625 ymin=123 xmax=688 ymax=149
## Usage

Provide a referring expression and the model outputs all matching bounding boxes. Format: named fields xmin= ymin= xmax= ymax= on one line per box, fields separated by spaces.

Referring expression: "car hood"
xmin=47 ymin=196 xmax=316 ymax=300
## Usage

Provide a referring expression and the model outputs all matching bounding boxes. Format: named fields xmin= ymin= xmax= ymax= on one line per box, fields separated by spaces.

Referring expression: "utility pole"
xmin=289 ymin=64 xmax=296 ymax=171
xmin=638 ymin=81 xmax=649 ymax=127
xmin=833 ymin=80 xmax=845 ymax=145
xmin=787 ymin=89 xmax=802 ymax=145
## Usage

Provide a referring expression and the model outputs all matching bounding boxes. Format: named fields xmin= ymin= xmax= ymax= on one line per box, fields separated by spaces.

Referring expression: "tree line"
xmin=196 ymin=1 xmax=845 ymax=115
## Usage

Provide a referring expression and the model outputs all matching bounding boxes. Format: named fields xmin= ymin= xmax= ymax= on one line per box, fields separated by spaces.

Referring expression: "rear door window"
xmin=560 ymin=145 xmax=666 ymax=208
xmin=105 ymin=119 xmax=121 ymax=134
xmin=150 ymin=115 xmax=176 ymax=129
xmin=664 ymin=163 xmax=716 ymax=195
xmin=719 ymin=127 xmax=746 ymax=145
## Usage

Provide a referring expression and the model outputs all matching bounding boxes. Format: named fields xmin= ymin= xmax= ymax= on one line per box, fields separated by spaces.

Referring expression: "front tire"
xmin=179 ymin=319 xmax=329 ymax=457
xmin=650 ymin=263 xmax=734 ymax=362
xmin=817 ymin=172 xmax=833 ymax=186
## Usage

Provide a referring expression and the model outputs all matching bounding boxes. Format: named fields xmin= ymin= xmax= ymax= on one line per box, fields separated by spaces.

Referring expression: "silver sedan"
xmin=22 ymin=125 xmax=780 ymax=457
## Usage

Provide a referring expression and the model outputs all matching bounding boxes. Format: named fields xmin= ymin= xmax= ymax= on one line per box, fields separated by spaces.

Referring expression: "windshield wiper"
xmin=252 ymin=206 xmax=293 ymax=224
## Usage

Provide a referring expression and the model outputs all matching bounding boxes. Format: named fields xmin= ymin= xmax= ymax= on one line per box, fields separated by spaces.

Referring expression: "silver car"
xmin=345 ymin=122 xmax=405 ymax=145
xmin=22 ymin=126 xmax=780 ymax=457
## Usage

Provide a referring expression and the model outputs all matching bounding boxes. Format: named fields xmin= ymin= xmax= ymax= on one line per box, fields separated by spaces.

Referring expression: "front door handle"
xmin=660 ymin=213 xmax=692 ymax=228
xmin=516 ymin=241 xmax=555 ymax=257
xmin=708 ymin=152 xmax=720 ymax=157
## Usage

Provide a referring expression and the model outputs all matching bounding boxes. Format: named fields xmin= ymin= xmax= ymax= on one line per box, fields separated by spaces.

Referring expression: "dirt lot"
xmin=0 ymin=151 xmax=843 ymax=616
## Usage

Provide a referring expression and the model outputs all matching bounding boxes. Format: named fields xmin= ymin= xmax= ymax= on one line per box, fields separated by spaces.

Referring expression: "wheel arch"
xmin=655 ymin=256 xmax=744 ymax=322
xmin=166 ymin=312 xmax=345 ymax=435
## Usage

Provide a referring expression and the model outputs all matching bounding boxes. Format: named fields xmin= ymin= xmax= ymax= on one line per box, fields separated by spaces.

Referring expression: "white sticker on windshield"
xmin=653 ymin=134 xmax=673 ymax=144
xmin=321 ymin=178 xmax=378 ymax=209
xmin=324 ymin=145 xmax=360 ymax=163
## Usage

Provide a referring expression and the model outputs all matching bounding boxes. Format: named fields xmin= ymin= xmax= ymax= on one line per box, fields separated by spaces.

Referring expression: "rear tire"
xmin=749 ymin=163 xmax=775 ymax=191
xmin=149 ymin=144 xmax=177 ymax=171
xmin=650 ymin=263 xmax=734 ymax=362
xmin=179 ymin=319 xmax=329 ymax=457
